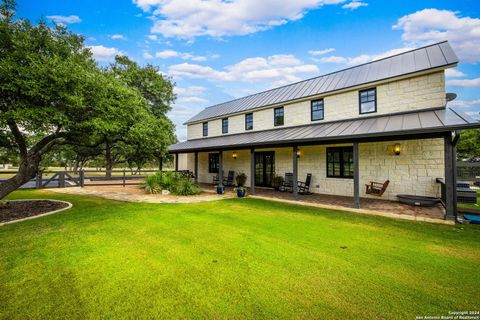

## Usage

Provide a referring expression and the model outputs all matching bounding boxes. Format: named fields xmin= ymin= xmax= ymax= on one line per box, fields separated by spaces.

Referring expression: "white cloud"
xmin=155 ymin=50 xmax=207 ymax=61
xmin=143 ymin=52 xmax=153 ymax=59
xmin=133 ymin=0 xmax=347 ymax=39
xmin=445 ymin=68 xmax=466 ymax=78
xmin=393 ymin=9 xmax=480 ymax=63
xmin=111 ymin=34 xmax=126 ymax=40
xmin=147 ymin=34 xmax=158 ymax=41
xmin=87 ymin=45 xmax=123 ymax=62
xmin=447 ymin=78 xmax=480 ymax=87
xmin=448 ymin=99 xmax=480 ymax=108
xmin=314 ymin=47 xmax=414 ymax=66
xmin=168 ymin=54 xmax=319 ymax=87
xmin=342 ymin=1 xmax=367 ymax=10
xmin=174 ymin=86 xmax=209 ymax=104
xmin=46 ymin=15 xmax=81 ymax=24
xmin=308 ymin=48 xmax=336 ymax=56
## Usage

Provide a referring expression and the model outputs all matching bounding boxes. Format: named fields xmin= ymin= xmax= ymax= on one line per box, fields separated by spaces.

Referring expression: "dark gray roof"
xmin=185 ymin=41 xmax=458 ymax=124
xmin=170 ymin=107 xmax=479 ymax=152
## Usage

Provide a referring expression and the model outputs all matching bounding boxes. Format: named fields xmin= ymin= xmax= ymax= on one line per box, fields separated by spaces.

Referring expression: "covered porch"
xmin=170 ymin=108 xmax=480 ymax=222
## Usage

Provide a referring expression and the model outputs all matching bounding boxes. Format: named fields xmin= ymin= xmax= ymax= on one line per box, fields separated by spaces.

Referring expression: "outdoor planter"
xmin=236 ymin=187 xmax=246 ymax=198
xmin=216 ymin=185 xmax=224 ymax=195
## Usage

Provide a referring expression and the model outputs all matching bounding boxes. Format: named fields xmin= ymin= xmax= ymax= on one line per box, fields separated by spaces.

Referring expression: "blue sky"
xmin=17 ymin=0 xmax=480 ymax=140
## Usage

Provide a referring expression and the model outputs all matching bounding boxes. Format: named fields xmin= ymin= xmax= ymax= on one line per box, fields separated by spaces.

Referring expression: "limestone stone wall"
xmin=179 ymin=138 xmax=445 ymax=201
xmin=187 ymin=71 xmax=445 ymax=140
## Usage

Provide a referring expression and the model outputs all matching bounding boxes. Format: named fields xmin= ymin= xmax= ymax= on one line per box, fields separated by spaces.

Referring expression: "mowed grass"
xmin=1 ymin=191 xmax=479 ymax=319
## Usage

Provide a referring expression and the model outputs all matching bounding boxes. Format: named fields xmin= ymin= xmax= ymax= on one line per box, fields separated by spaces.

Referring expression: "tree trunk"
xmin=0 ymin=153 xmax=40 ymax=199
xmin=105 ymin=142 xmax=112 ymax=178
xmin=159 ymin=156 xmax=163 ymax=171
xmin=73 ymin=159 xmax=79 ymax=174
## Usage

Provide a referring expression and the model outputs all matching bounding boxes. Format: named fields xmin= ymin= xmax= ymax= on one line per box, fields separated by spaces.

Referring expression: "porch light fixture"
xmin=296 ymin=149 xmax=301 ymax=158
xmin=393 ymin=143 xmax=401 ymax=156
xmin=232 ymin=151 xmax=237 ymax=160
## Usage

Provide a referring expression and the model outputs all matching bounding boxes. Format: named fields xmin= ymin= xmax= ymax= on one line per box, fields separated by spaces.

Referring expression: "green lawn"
xmin=1 ymin=190 xmax=479 ymax=319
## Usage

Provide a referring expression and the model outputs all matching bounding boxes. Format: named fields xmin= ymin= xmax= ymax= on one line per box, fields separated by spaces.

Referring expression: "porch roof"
xmin=169 ymin=107 xmax=480 ymax=153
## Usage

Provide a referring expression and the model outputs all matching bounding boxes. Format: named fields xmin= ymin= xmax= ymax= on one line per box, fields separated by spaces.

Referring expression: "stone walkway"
xmin=49 ymin=186 xmax=234 ymax=203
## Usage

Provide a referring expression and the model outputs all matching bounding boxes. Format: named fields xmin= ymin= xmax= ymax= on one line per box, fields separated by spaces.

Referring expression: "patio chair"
xmin=223 ymin=170 xmax=235 ymax=186
xmin=212 ymin=171 xmax=223 ymax=185
xmin=365 ymin=180 xmax=390 ymax=196
xmin=298 ymin=173 xmax=312 ymax=195
xmin=279 ymin=173 xmax=293 ymax=192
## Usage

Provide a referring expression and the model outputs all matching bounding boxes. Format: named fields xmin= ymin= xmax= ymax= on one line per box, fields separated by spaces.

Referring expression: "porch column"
xmin=175 ymin=153 xmax=179 ymax=172
xmin=194 ymin=152 xmax=198 ymax=182
xmin=250 ymin=148 xmax=255 ymax=195
xmin=444 ymin=133 xmax=457 ymax=220
xmin=353 ymin=141 xmax=360 ymax=208
xmin=218 ymin=150 xmax=223 ymax=186
xmin=293 ymin=145 xmax=298 ymax=200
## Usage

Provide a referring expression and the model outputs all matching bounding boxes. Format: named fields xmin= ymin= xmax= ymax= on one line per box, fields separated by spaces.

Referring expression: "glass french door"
xmin=255 ymin=151 xmax=275 ymax=187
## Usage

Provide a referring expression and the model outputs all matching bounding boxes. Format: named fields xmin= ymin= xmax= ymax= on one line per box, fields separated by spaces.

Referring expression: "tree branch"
xmin=6 ymin=119 xmax=27 ymax=159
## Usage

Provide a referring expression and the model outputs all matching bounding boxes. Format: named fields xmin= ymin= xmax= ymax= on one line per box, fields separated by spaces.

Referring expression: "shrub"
xmin=143 ymin=174 xmax=161 ymax=194
xmin=272 ymin=175 xmax=284 ymax=190
xmin=235 ymin=173 xmax=247 ymax=187
xmin=143 ymin=171 xmax=201 ymax=196
xmin=172 ymin=178 xmax=201 ymax=196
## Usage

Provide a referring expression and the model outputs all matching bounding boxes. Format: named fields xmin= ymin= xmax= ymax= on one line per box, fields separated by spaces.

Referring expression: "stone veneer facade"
xmin=177 ymin=138 xmax=444 ymax=201
xmin=187 ymin=71 xmax=445 ymax=140
xmin=177 ymin=69 xmax=447 ymax=201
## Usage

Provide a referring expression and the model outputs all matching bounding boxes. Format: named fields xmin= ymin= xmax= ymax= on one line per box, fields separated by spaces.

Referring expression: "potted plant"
xmin=272 ymin=175 xmax=284 ymax=191
xmin=216 ymin=184 xmax=224 ymax=195
xmin=234 ymin=173 xmax=247 ymax=197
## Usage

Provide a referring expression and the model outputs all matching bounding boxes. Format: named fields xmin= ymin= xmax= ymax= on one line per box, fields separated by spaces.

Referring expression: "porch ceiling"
xmin=169 ymin=107 xmax=480 ymax=153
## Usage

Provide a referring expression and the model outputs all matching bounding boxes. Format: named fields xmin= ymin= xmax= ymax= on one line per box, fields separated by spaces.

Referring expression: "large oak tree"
xmin=0 ymin=0 xmax=175 ymax=199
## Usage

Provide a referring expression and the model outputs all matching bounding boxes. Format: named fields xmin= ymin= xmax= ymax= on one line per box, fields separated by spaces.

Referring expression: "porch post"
xmin=444 ymin=133 xmax=457 ymax=220
xmin=175 ymin=153 xmax=179 ymax=172
xmin=353 ymin=141 xmax=360 ymax=208
xmin=194 ymin=151 xmax=198 ymax=182
xmin=250 ymin=148 xmax=255 ymax=195
xmin=293 ymin=145 xmax=298 ymax=200
xmin=218 ymin=150 xmax=223 ymax=186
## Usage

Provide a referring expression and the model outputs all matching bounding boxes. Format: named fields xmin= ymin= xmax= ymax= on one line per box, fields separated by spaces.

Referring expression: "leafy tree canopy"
xmin=0 ymin=0 xmax=177 ymax=198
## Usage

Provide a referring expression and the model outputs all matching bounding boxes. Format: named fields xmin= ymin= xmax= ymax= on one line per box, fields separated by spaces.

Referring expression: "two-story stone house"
xmin=169 ymin=41 xmax=480 ymax=220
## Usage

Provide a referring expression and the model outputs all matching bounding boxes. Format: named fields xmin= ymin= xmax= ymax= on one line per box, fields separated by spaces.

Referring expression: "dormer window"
xmin=202 ymin=122 xmax=208 ymax=136
xmin=359 ymin=88 xmax=377 ymax=114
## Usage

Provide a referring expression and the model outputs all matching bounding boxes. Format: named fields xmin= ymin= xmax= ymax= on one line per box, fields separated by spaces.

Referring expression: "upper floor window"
xmin=311 ymin=99 xmax=324 ymax=121
xmin=222 ymin=118 xmax=228 ymax=134
xmin=245 ymin=113 xmax=253 ymax=131
xmin=202 ymin=122 xmax=208 ymax=136
xmin=327 ymin=147 xmax=354 ymax=179
xmin=359 ymin=88 xmax=377 ymax=114
xmin=274 ymin=107 xmax=284 ymax=126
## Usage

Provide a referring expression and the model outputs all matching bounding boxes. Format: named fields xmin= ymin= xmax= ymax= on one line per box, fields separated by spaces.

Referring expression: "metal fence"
xmin=0 ymin=170 xmax=160 ymax=189
xmin=457 ymin=162 xmax=480 ymax=180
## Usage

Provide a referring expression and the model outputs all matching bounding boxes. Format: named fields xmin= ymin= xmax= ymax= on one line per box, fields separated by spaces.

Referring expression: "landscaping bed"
xmin=0 ymin=200 xmax=70 ymax=223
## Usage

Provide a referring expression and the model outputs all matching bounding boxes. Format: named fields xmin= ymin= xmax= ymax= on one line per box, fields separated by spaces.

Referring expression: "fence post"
xmin=36 ymin=172 xmax=42 ymax=189
xmin=79 ymin=170 xmax=84 ymax=187
xmin=123 ymin=169 xmax=126 ymax=187
xmin=58 ymin=172 xmax=65 ymax=188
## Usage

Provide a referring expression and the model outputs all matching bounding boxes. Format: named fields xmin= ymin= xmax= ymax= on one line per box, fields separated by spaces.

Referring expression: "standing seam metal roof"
xmin=169 ymin=107 xmax=480 ymax=152
xmin=184 ymin=41 xmax=458 ymax=125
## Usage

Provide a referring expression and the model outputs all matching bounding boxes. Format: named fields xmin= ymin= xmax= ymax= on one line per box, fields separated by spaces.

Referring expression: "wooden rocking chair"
xmin=365 ymin=180 xmax=390 ymax=196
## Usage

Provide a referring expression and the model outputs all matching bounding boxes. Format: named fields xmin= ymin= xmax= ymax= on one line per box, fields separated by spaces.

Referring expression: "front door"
xmin=255 ymin=152 xmax=275 ymax=187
